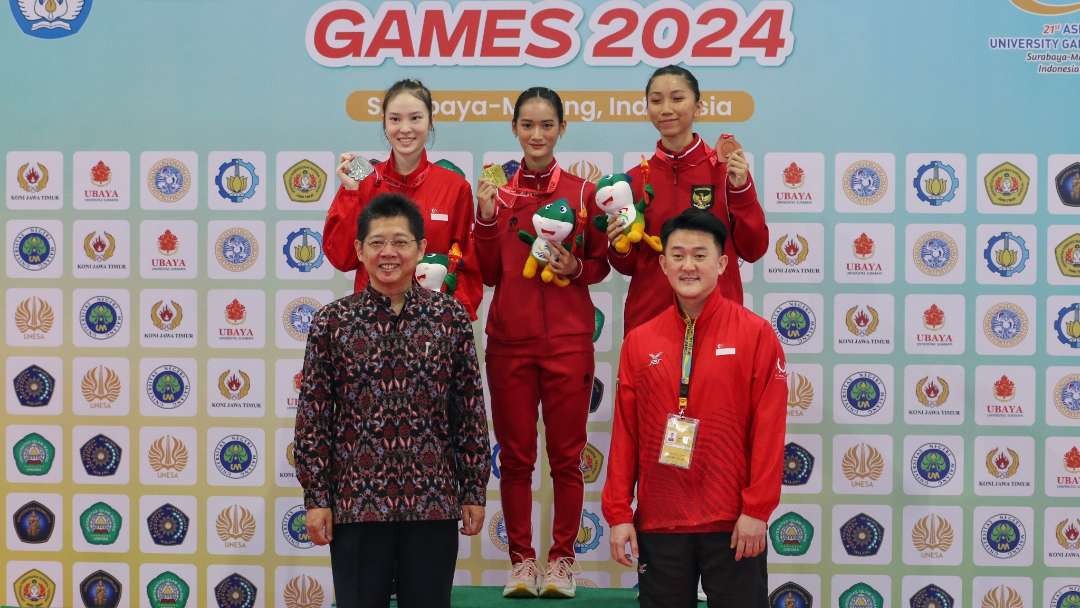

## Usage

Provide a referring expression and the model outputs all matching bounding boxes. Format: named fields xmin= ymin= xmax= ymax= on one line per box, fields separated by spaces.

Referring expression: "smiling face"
xmin=512 ymin=98 xmax=565 ymax=171
xmin=355 ymin=216 xmax=426 ymax=295
xmin=659 ymin=228 xmax=728 ymax=309
xmin=646 ymin=74 xmax=701 ymax=149
xmin=383 ymin=92 xmax=430 ymax=161
xmin=532 ymin=200 xmax=576 ymax=242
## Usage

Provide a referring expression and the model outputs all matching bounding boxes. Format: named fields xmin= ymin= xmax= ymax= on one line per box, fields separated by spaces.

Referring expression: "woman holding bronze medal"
xmin=473 ymin=87 xmax=610 ymax=599
xmin=608 ymin=65 xmax=769 ymax=333
xmin=322 ymin=78 xmax=482 ymax=318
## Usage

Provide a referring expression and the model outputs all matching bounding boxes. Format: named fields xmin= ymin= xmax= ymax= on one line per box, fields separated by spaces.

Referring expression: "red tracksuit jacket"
xmin=473 ymin=160 xmax=610 ymax=356
xmin=322 ymin=150 xmax=482 ymax=319
xmin=601 ymin=288 xmax=788 ymax=531
xmin=612 ymin=135 xmax=769 ymax=332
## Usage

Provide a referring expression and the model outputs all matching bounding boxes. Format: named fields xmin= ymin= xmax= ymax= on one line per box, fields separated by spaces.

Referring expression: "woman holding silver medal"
xmin=322 ymin=78 xmax=482 ymax=318
xmin=473 ymin=86 xmax=610 ymax=599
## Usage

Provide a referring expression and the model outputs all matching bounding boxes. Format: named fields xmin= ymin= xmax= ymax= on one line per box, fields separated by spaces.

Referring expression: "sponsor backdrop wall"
xmin=3 ymin=0 xmax=1080 ymax=606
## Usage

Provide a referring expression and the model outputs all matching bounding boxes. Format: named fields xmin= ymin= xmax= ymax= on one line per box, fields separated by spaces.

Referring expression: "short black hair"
xmin=646 ymin=65 xmax=701 ymax=102
xmin=356 ymin=193 xmax=425 ymax=243
xmin=660 ymin=208 xmax=727 ymax=252
xmin=513 ymin=87 xmax=565 ymax=124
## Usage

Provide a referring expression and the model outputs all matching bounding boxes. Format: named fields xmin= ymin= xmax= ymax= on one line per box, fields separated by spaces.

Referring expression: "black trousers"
xmin=638 ymin=531 xmax=768 ymax=608
xmin=329 ymin=519 xmax=458 ymax=608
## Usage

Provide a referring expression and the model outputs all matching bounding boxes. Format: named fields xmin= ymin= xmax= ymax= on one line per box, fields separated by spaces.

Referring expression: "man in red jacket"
xmin=602 ymin=208 xmax=787 ymax=608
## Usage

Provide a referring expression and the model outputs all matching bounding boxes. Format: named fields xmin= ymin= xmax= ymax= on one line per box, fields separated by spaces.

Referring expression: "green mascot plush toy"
xmin=414 ymin=242 xmax=462 ymax=295
xmin=519 ymin=199 xmax=580 ymax=287
xmin=592 ymin=170 xmax=662 ymax=253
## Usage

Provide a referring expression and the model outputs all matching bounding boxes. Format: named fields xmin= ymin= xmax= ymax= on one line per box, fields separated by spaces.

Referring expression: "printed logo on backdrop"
xmin=842 ymin=159 xmax=888 ymax=206
xmin=772 ymin=300 xmax=816 ymax=346
xmin=147 ymin=503 xmax=190 ymax=546
xmin=9 ymin=0 xmax=93 ymax=38
xmin=981 ymin=514 xmax=1026 ymax=559
xmin=13 ymin=161 xmax=56 ymax=198
xmin=281 ymin=505 xmax=313 ymax=549
xmin=14 ymin=432 xmax=55 ymax=475
xmin=215 ymin=572 xmax=257 ymax=608
xmin=148 ymin=158 xmax=192 ymax=203
xmin=283 ymin=228 xmax=325 ymax=272
xmin=849 ymin=232 xmax=883 ymax=275
xmin=769 ymin=582 xmax=812 ymax=608
xmin=840 ymin=371 xmax=886 ymax=418
xmin=783 ymin=442 xmax=814 ymax=486
xmin=912 ymin=231 xmax=958 ymax=277
xmin=911 ymin=513 xmax=954 ymax=558
xmin=12 ymin=226 xmax=56 ymax=271
xmin=81 ymin=230 xmax=116 ymax=263
xmin=840 ymin=513 xmax=884 ymax=557
xmin=839 ymin=583 xmax=883 ymax=608
xmin=79 ymin=295 xmax=123 ymax=340
xmin=218 ymin=504 xmax=258 ymax=547
xmin=86 ymin=159 xmax=119 ymax=201
xmin=283 ymin=575 xmax=326 ymax=608
xmin=14 ymin=568 xmax=56 ymax=607
xmin=148 ymin=227 xmax=191 ymax=274
xmin=984 ymin=231 xmax=1030 ymax=277
xmin=580 ymin=442 xmax=604 ymax=484
xmin=148 ymin=435 xmax=189 ymax=478
xmin=13 ymin=295 xmax=56 ymax=341
xmin=979 ymin=585 xmax=1024 ymax=608
xmin=13 ymin=364 xmax=55 ymax=407
xmin=978 ymin=371 xmax=1029 ymax=422
xmin=1055 ymin=232 xmax=1080 ymax=278
xmin=1057 ymin=162 xmax=1080 ymax=206
xmin=79 ymin=501 xmax=122 ymax=545
xmin=146 ymin=365 xmax=191 ymax=410
xmin=912 ymin=160 xmax=959 ymax=206
xmin=216 ymin=434 xmax=259 ymax=479
xmin=575 ymin=509 xmax=604 ymax=556
xmin=985 ymin=161 xmax=1030 ymax=206
xmin=786 ymin=372 xmax=814 ymax=417
xmin=842 ymin=443 xmax=884 ymax=486
xmin=283 ymin=297 xmax=321 ymax=341
xmin=1051 ymin=517 xmax=1080 ymax=556
xmin=769 ymin=512 xmax=813 ymax=556
xmin=216 ymin=158 xmax=260 ymax=203
xmin=216 ymin=227 xmax=260 ymax=272
xmin=283 ymin=159 xmax=327 ymax=203
xmin=1057 ymin=445 xmax=1080 ymax=492
xmin=984 ymin=302 xmax=1029 ymax=348
xmin=80 ymin=433 xmax=122 ymax=477
xmin=1053 ymin=302 xmax=1080 ymax=349
xmin=13 ymin=500 xmax=55 ymax=543
xmin=910 ymin=585 xmax=953 ymax=608
xmin=916 ymin=303 xmax=957 ymax=349
xmin=148 ymin=571 xmax=191 ymax=608
xmin=488 ymin=510 xmax=509 ymax=552
xmin=79 ymin=570 xmax=121 ymax=608
xmin=910 ymin=442 xmax=957 ymax=489
xmin=1054 ymin=373 xmax=1080 ymax=420
xmin=1050 ymin=586 xmax=1080 ymax=608
xmin=213 ymin=368 xmax=263 ymax=413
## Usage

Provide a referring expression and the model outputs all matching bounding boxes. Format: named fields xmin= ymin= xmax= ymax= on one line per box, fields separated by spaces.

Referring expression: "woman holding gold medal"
xmin=322 ymin=78 xmax=482 ymax=318
xmin=608 ymin=65 xmax=770 ymax=333
xmin=473 ymin=87 xmax=610 ymax=599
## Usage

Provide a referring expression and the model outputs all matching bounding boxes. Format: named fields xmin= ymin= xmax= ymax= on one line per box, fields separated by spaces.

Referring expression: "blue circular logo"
xmin=911 ymin=442 xmax=956 ymax=488
xmin=155 ymin=164 xmax=185 ymax=196
xmin=990 ymin=307 xmax=1024 ymax=343
xmin=842 ymin=371 xmax=886 ymax=417
xmin=215 ymin=434 xmax=257 ymax=479
xmin=222 ymin=234 xmax=253 ymax=265
xmin=772 ymin=301 xmax=816 ymax=346
xmin=281 ymin=505 xmax=312 ymax=548
xmin=215 ymin=158 xmax=260 ymax=203
xmin=783 ymin=442 xmax=814 ymax=486
xmin=146 ymin=365 xmax=190 ymax=410
xmin=981 ymin=514 xmax=1025 ymax=559
xmin=13 ymin=227 xmax=55 ymax=271
xmin=919 ymin=237 xmax=953 ymax=270
xmin=283 ymin=228 xmax=325 ymax=272
xmin=79 ymin=296 xmax=122 ymax=339
xmin=843 ymin=160 xmax=887 ymax=205
xmin=983 ymin=231 xmax=1029 ymax=277
xmin=1054 ymin=303 xmax=1080 ymax=349
xmin=913 ymin=160 xmax=959 ymax=206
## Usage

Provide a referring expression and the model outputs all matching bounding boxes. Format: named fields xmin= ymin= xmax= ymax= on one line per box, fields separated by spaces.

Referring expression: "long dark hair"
xmin=512 ymin=86 xmax=565 ymax=124
xmin=646 ymin=65 xmax=701 ymax=102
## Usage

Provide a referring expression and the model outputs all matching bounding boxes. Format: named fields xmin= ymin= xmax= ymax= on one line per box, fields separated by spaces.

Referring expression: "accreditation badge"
xmin=659 ymin=414 xmax=699 ymax=469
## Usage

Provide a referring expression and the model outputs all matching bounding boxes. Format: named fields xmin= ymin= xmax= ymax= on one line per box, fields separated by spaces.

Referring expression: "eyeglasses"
xmin=363 ymin=238 xmax=417 ymax=251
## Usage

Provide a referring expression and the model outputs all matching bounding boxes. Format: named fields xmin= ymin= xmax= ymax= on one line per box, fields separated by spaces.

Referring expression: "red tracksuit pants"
xmin=486 ymin=350 xmax=593 ymax=564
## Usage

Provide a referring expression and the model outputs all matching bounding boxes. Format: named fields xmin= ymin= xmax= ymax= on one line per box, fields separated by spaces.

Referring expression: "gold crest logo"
xmin=985 ymin=447 xmax=1021 ymax=479
xmin=1055 ymin=518 xmax=1080 ymax=550
xmin=17 ymin=162 xmax=50 ymax=193
xmin=82 ymin=231 xmax=116 ymax=262
xmin=81 ymin=365 xmax=122 ymax=406
xmin=567 ymin=160 xmax=602 ymax=183
xmin=980 ymin=585 xmax=1024 ymax=608
xmin=911 ymin=513 xmax=954 ymax=553
xmin=842 ymin=443 xmax=884 ymax=481
xmin=218 ymin=369 xmax=252 ymax=400
xmin=14 ymin=568 xmax=56 ymax=607
xmin=216 ymin=504 xmax=258 ymax=543
xmin=150 ymin=300 xmax=184 ymax=331
xmin=845 ymin=305 xmax=880 ymax=337
xmin=775 ymin=234 xmax=810 ymax=266
xmin=786 ymin=373 xmax=814 ymax=414
xmin=15 ymin=296 xmax=54 ymax=336
xmin=915 ymin=376 xmax=950 ymax=407
xmin=691 ymin=185 xmax=714 ymax=210
xmin=283 ymin=574 xmax=326 ymax=608
xmin=148 ymin=435 xmax=189 ymax=473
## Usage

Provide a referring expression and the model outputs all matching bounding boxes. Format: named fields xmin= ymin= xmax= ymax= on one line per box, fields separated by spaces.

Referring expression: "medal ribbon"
xmin=679 ymin=315 xmax=696 ymax=416
xmin=500 ymin=162 xmax=562 ymax=202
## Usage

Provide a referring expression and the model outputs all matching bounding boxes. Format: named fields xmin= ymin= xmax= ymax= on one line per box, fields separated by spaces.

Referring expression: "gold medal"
xmin=481 ymin=163 xmax=508 ymax=187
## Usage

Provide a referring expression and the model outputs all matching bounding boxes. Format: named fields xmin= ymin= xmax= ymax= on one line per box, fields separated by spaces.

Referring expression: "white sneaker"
xmin=539 ymin=557 xmax=577 ymax=599
xmin=697 ymin=579 xmax=707 ymax=602
xmin=502 ymin=559 xmax=541 ymax=598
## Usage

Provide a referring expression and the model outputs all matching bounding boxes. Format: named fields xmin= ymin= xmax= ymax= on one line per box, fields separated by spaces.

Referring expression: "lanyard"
xmin=678 ymin=315 xmax=696 ymax=416
xmin=499 ymin=162 xmax=562 ymax=205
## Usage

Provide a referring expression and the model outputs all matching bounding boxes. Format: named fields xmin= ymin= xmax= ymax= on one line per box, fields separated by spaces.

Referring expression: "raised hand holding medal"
xmin=716 ymin=133 xmax=750 ymax=189
xmin=336 ymin=152 xmax=374 ymax=190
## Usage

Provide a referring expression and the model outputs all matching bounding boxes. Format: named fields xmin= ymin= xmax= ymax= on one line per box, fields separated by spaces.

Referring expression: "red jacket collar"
xmin=674 ymin=285 xmax=727 ymax=327
xmin=515 ymin=157 xmax=558 ymax=187
xmin=653 ymin=134 xmax=715 ymax=170
xmin=380 ymin=149 xmax=431 ymax=186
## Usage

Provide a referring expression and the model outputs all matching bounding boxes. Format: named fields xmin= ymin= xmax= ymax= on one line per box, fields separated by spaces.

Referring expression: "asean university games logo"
xmin=9 ymin=1 xmax=92 ymax=38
